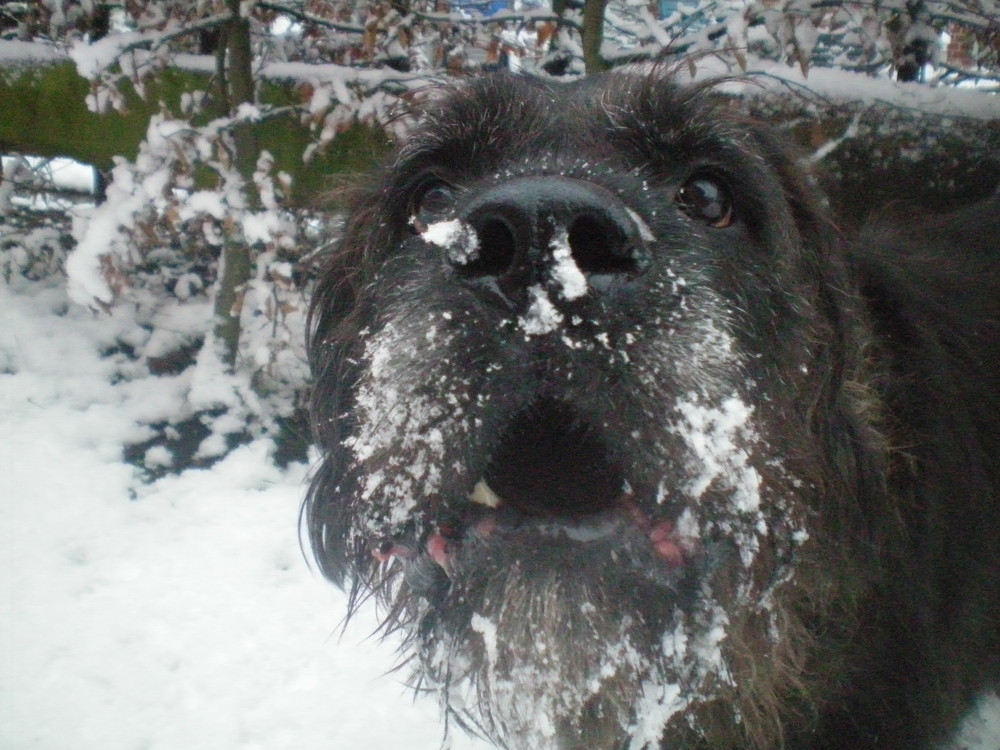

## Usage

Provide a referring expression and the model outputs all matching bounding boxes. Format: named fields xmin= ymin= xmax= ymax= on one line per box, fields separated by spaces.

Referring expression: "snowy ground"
xmin=0 ymin=277 xmax=490 ymax=750
xmin=1 ymin=276 xmax=998 ymax=750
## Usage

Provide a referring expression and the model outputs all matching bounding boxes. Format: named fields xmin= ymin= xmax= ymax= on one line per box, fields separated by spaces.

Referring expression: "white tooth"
xmin=470 ymin=479 xmax=503 ymax=508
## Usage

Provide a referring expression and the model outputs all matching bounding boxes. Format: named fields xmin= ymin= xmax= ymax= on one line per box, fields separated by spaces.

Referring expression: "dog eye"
xmin=675 ymin=175 xmax=735 ymax=228
xmin=410 ymin=181 xmax=456 ymax=230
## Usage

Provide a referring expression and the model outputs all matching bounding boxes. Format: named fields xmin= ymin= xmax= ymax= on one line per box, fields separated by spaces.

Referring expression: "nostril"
xmin=567 ymin=214 xmax=637 ymax=275
xmin=458 ymin=216 xmax=518 ymax=278
xmin=452 ymin=177 xmax=648 ymax=301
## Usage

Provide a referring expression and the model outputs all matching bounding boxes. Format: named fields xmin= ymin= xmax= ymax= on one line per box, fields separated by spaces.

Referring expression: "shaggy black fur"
xmin=305 ymin=70 xmax=1000 ymax=749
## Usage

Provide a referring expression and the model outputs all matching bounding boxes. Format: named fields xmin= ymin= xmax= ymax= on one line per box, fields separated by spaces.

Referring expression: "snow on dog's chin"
xmin=416 ymin=390 xmax=803 ymax=749
xmin=421 ymin=554 xmax=738 ymax=750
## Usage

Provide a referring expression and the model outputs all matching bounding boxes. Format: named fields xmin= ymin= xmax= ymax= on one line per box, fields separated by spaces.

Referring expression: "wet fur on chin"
xmin=305 ymin=69 xmax=1000 ymax=749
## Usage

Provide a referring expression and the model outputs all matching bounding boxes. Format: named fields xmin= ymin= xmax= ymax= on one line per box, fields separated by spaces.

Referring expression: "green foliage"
xmin=0 ymin=61 xmax=389 ymax=206
xmin=0 ymin=61 xmax=146 ymax=168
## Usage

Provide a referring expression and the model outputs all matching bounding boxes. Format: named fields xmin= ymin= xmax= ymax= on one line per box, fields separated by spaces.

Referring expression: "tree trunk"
xmin=581 ymin=0 xmax=610 ymax=74
xmin=212 ymin=2 xmax=259 ymax=370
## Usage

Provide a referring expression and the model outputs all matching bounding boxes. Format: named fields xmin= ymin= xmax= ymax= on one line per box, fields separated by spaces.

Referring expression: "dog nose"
xmin=454 ymin=176 xmax=648 ymax=304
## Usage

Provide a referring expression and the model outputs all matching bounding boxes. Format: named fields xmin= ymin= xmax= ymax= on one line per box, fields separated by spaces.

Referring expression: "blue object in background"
xmin=659 ymin=0 xmax=679 ymax=16
xmin=452 ymin=0 xmax=511 ymax=16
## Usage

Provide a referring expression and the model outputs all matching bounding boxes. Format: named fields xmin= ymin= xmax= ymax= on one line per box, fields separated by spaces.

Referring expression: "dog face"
xmin=307 ymin=71 xmax=869 ymax=748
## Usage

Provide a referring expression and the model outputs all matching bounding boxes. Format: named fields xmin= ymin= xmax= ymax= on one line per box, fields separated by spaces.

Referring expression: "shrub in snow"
xmin=1 ymin=211 xmax=73 ymax=283
xmin=1 ymin=157 xmax=80 ymax=283
xmin=56 ymin=94 xmax=312 ymax=478
xmin=84 ymin=235 xmax=315 ymax=480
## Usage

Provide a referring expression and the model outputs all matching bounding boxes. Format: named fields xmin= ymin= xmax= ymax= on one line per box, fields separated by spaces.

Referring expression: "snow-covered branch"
xmin=256 ymin=1 xmax=367 ymax=34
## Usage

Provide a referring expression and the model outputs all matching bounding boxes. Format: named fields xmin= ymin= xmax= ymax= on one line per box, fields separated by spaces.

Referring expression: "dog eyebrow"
xmin=394 ymin=75 xmax=754 ymax=197
xmin=594 ymin=76 xmax=752 ymax=166
xmin=394 ymin=78 xmax=581 ymax=180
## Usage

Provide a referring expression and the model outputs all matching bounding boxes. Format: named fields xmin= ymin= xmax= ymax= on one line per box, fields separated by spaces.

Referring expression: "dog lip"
xmin=371 ymin=486 xmax=698 ymax=580
xmin=416 ymin=488 xmax=698 ymax=577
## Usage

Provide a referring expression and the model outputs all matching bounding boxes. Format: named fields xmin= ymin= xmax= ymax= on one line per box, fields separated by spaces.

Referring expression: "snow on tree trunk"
xmin=213 ymin=3 xmax=258 ymax=370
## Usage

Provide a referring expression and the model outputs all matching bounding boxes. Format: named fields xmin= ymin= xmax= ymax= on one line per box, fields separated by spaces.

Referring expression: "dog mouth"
xmin=373 ymin=399 xmax=702 ymax=590
xmin=483 ymin=399 xmax=624 ymax=518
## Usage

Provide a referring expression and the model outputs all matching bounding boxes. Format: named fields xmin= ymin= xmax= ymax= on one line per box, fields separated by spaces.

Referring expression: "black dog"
xmin=305 ymin=70 xmax=1000 ymax=749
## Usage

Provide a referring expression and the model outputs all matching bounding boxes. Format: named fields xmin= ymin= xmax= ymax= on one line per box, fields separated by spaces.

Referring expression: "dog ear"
xmin=305 ymin=179 xmax=392 ymax=588
xmin=737 ymin=118 xmax=897 ymax=527
xmin=745 ymin=123 xmax=839 ymax=253
xmin=308 ymin=185 xmax=380 ymax=348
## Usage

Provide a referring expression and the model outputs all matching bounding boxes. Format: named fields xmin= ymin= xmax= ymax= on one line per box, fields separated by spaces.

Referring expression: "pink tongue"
xmin=625 ymin=500 xmax=690 ymax=569
xmin=426 ymin=532 xmax=451 ymax=572
xmin=649 ymin=520 xmax=684 ymax=569
xmin=372 ymin=541 xmax=416 ymax=563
